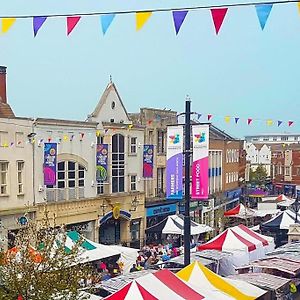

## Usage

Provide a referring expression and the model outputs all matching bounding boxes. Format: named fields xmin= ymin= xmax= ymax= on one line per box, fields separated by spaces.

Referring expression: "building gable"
xmin=89 ymin=82 xmax=131 ymax=125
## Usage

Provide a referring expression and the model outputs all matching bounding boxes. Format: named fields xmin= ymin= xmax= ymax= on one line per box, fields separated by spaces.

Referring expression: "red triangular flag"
xmin=67 ymin=16 xmax=81 ymax=35
xmin=208 ymin=114 xmax=213 ymax=121
xmin=48 ymin=138 xmax=52 ymax=142
xmin=247 ymin=118 xmax=253 ymax=125
xmin=288 ymin=121 xmax=294 ymax=127
xmin=210 ymin=8 xmax=228 ymax=35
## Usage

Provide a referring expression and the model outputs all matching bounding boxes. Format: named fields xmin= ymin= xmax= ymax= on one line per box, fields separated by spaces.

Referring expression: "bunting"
xmin=288 ymin=121 xmax=294 ymax=127
xmin=210 ymin=8 xmax=228 ymax=35
xmin=136 ymin=12 xmax=152 ymax=31
xmin=266 ymin=119 xmax=273 ymax=126
xmin=224 ymin=116 xmax=231 ymax=123
xmin=101 ymin=14 xmax=116 ymax=35
xmin=2 ymin=18 xmax=16 ymax=33
xmin=255 ymin=4 xmax=273 ymax=30
xmin=33 ymin=17 xmax=47 ymax=37
xmin=207 ymin=114 xmax=213 ymax=121
xmin=234 ymin=117 xmax=240 ymax=124
xmin=298 ymin=2 xmax=300 ymax=14
xmin=247 ymin=118 xmax=253 ymax=125
xmin=172 ymin=11 xmax=188 ymax=35
xmin=67 ymin=16 xmax=81 ymax=35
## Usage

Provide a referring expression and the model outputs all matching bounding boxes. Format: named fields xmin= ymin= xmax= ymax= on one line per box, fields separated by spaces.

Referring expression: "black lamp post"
xmin=293 ymin=194 xmax=300 ymax=223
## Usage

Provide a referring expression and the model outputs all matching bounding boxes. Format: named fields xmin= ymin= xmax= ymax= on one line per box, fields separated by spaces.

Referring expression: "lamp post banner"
xmin=166 ymin=125 xmax=183 ymax=200
xmin=143 ymin=144 xmax=154 ymax=178
xmin=96 ymin=144 xmax=108 ymax=181
xmin=192 ymin=124 xmax=209 ymax=199
xmin=43 ymin=143 xmax=57 ymax=186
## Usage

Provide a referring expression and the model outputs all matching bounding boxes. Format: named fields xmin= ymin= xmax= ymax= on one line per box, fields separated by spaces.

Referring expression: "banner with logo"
xmin=192 ymin=124 xmax=209 ymax=199
xmin=166 ymin=126 xmax=183 ymax=200
xmin=143 ymin=145 xmax=154 ymax=178
xmin=43 ymin=143 xmax=57 ymax=186
xmin=96 ymin=144 xmax=108 ymax=181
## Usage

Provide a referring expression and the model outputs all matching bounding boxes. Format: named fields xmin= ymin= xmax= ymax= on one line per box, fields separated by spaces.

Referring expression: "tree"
xmin=0 ymin=211 xmax=93 ymax=300
xmin=249 ymin=164 xmax=268 ymax=186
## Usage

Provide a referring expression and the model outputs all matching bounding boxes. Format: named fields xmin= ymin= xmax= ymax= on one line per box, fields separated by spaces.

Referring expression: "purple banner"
xmin=44 ymin=143 xmax=57 ymax=186
xmin=96 ymin=144 xmax=108 ymax=181
xmin=143 ymin=145 xmax=154 ymax=178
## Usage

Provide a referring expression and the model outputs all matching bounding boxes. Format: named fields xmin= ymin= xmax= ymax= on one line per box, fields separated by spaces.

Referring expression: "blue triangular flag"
xmin=197 ymin=113 xmax=202 ymax=120
xmin=235 ymin=117 xmax=240 ymax=124
xmin=101 ymin=14 xmax=116 ymax=35
xmin=278 ymin=120 xmax=283 ymax=127
xmin=255 ymin=4 xmax=273 ymax=30
xmin=33 ymin=17 xmax=47 ymax=37
xmin=172 ymin=11 xmax=188 ymax=35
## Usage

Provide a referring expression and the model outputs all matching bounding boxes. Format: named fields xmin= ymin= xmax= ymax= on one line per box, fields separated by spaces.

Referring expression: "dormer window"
xmin=110 ymin=119 xmax=114 ymax=123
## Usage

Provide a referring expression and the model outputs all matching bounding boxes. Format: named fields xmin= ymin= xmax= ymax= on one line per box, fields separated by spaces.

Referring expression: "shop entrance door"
xmin=99 ymin=219 xmax=120 ymax=245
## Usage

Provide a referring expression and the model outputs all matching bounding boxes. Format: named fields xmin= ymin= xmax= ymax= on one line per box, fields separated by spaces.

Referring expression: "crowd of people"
xmin=130 ymin=243 xmax=182 ymax=273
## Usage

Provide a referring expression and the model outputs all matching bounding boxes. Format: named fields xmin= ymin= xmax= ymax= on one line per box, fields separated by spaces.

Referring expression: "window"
xmin=17 ymin=161 xmax=24 ymax=194
xmin=157 ymin=168 xmax=165 ymax=196
xmin=130 ymin=175 xmax=137 ymax=191
xmin=0 ymin=131 xmax=8 ymax=147
xmin=281 ymin=136 xmax=288 ymax=141
xmin=97 ymin=135 xmax=104 ymax=145
xmin=252 ymin=138 xmax=259 ymax=141
xmin=130 ymin=219 xmax=140 ymax=241
xmin=112 ymin=134 xmax=125 ymax=193
xmin=148 ymin=130 xmax=153 ymax=144
xmin=97 ymin=182 xmax=104 ymax=195
xmin=295 ymin=136 xmax=298 ymax=141
xmin=57 ymin=161 xmax=85 ymax=189
xmin=297 ymin=168 xmax=300 ymax=176
xmin=273 ymin=137 xmax=277 ymax=141
xmin=263 ymin=138 xmax=269 ymax=141
xmin=130 ymin=137 xmax=137 ymax=154
xmin=111 ymin=101 xmax=116 ymax=109
xmin=285 ymin=166 xmax=291 ymax=176
xmin=0 ymin=162 xmax=8 ymax=195
xmin=157 ymin=130 xmax=165 ymax=154
xmin=226 ymin=173 xmax=229 ymax=184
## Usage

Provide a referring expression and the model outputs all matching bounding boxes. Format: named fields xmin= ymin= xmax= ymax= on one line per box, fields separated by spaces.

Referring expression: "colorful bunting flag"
xmin=224 ymin=116 xmax=230 ymax=123
xmin=255 ymin=4 xmax=273 ymax=30
xmin=172 ymin=11 xmax=188 ymax=35
xmin=247 ymin=118 xmax=253 ymax=125
xmin=298 ymin=2 xmax=300 ymax=14
xmin=67 ymin=16 xmax=81 ymax=36
xmin=277 ymin=120 xmax=283 ymax=127
xmin=80 ymin=133 xmax=84 ymax=140
xmin=136 ymin=12 xmax=152 ymax=31
xmin=70 ymin=134 xmax=75 ymax=141
xmin=2 ymin=18 xmax=16 ymax=33
xmin=234 ymin=117 xmax=240 ymax=124
xmin=210 ymin=8 xmax=228 ymax=35
xmin=147 ymin=120 xmax=153 ymax=125
xmin=128 ymin=124 xmax=134 ymax=129
xmin=96 ymin=130 xmax=101 ymax=137
xmin=197 ymin=113 xmax=202 ymax=120
xmin=288 ymin=121 xmax=294 ymax=127
xmin=33 ymin=17 xmax=47 ymax=37
xmin=207 ymin=114 xmax=213 ymax=121
xmin=101 ymin=14 xmax=116 ymax=35
xmin=266 ymin=119 xmax=273 ymax=126
xmin=104 ymin=129 xmax=109 ymax=134
xmin=48 ymin=138 xmax=52 ymax=142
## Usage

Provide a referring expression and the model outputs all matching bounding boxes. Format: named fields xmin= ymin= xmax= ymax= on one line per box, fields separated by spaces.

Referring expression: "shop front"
xmin=224 ymin=188 xmax=242 ymax=210
xmin=66 ymin=220 xmax=95 ymax=241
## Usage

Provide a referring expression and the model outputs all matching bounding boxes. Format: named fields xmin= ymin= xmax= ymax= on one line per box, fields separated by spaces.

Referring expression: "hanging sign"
xmin=96 ymin=144 xmax=108 ymax=181
xmin=43 ymin=143 xmax=57 ymax=186
xmin=166 ymin=125 xmax=183 ymax=200
xmin=143 ymin=145 xmax=154 ymax=178
xmin=192 ymin=124 xmax=209 ymax=200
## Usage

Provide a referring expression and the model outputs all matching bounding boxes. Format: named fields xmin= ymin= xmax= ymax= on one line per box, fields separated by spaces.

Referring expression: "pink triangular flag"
xmin=67 ymin=16 xmax=81 ymax=35
xmin=247 ymin=118 xmax=253 ymax=125
xmin=208 ymin=114 xmax=213 ymax=121
xmin=288 ymin=121 xmax=294 ymax=127
xmin=210 ymin=8 xmax=228 ymax=35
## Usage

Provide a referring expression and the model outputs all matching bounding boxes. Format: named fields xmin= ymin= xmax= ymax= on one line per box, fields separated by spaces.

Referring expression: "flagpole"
xmin=184 ymin=97 xmax=191 ymax=266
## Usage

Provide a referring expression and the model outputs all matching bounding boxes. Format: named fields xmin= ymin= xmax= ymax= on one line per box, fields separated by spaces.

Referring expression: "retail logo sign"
xmin=143 ymin=145 xmax=154 ymax=178
xmin=192 ymin=124 xmax=209 ymax=200
xmin=96 ymin=144 xmax=108 ymax=181
xmin=43 ymin=143 xmax=57 ymax=186
xmin=166 ymin=126 xmax=183 ymax=200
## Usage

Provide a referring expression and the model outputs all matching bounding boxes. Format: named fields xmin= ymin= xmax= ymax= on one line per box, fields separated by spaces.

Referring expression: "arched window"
xmin=57 ymin=161 xmax=85 ymax=189
xmin=112 ymin=134 xmax=125 ymax=193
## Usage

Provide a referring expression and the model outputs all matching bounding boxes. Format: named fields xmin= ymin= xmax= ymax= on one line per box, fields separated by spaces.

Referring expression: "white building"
xmin=245 ymin=142 xmax=271 ymax=176
xmin=245 ymin=133 xmax=300 ymax=144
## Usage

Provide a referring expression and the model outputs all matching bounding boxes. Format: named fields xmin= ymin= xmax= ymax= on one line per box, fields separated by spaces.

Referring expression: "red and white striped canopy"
xmin=224 ymin=204 xmax=255 ymax=218
xmin=198 ymin=224 xmax=274 ymax=254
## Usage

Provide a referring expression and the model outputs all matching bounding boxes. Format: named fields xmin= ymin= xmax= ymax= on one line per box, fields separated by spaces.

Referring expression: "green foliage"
xmin=249 ymin=164 xmax=268 ymax=185
xmin=0 ymin=211 xmax=92 ymax=300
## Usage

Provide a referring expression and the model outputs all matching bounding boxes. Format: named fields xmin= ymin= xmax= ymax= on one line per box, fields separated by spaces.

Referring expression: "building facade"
xmin=245 ymin=133 xmax=300 ymax=145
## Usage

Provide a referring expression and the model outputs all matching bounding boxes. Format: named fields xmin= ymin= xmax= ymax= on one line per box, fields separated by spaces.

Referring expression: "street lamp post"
xmin=294 ymin=195 xmax=300 ymax=223
xmin=184 ymin=98 xmax=191 ymax=266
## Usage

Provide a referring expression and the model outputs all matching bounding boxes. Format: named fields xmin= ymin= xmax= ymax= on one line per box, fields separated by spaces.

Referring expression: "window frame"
xmin=17 ymin=160 xmax=24 ymax=195
xmin=129 ymin=137 xmax=137 ymax=155
xmin=130 ymin=174 xmax=137 ymax=191
xmin=112 ymin=134 xmax=125 ymax=193
xmin=0 ymin=161 xmax=8 ymax=195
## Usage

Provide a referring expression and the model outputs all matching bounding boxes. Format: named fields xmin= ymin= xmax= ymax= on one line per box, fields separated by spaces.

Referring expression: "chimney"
xmin=0 ymin=66 xmax=7 ymax=103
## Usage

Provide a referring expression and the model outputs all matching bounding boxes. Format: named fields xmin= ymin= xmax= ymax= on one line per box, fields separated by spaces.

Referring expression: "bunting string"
xmin=0 ymin=0 xmax=299 ymax=35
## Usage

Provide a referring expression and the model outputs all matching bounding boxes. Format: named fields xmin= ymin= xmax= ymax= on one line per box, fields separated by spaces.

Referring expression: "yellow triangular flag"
xmin=136 ymin=12 xmax=152 ymax=31
xmin=298 ymin=2 xmax=300 ymax=14
xmin=266 ymin=119 xmax=273 ymax=126
xmin=224 ymin=116 xmax=231 ymax=123
xmin=2 ymin=18 xmax=16 ymax=33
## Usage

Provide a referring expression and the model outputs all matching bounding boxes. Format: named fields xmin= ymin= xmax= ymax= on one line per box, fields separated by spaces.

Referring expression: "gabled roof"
xmin=89 ymin=82 xmax=130 ymax=121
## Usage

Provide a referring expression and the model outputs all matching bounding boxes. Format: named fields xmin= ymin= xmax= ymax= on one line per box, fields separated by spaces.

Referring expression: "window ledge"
xmin=128 ymin=153 xmax=137 ymax=156
xmin=17 ymin=193 xmax=25 ymax=196
xmin=0 ymin=194 xmax=9 ymax=197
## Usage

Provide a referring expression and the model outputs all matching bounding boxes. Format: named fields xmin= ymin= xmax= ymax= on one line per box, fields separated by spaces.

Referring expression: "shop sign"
xmin=146 ymin=203 xmax=177 ymax=217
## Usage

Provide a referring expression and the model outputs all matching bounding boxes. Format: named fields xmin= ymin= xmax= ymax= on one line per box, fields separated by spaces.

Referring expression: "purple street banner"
xmin=96 ymin=144 xmax=108 ymax=181
xmin=166 ymin=125 xmax=183 ymax=200
xmin=43 ymin=143 xmax=57 ymax=186
xmin=143 ymin=145 xmax=154 ymax=178
xmin=192 ymin=124 xmax=209 ymax=200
